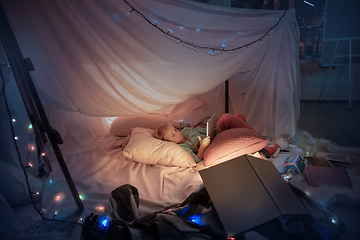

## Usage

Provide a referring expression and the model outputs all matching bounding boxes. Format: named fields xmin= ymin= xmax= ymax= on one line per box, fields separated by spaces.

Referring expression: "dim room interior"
xmin=0 ymin=0 xmax=359 ymax=239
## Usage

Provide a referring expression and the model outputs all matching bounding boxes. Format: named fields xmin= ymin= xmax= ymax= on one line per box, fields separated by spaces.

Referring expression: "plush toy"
xmin=260 ymin=137 xmax=289 ymax=158
xmin=261 ymin=142 xmax=280 ymax=158
xmin=275 ymin=137 xmax=289 ymax=151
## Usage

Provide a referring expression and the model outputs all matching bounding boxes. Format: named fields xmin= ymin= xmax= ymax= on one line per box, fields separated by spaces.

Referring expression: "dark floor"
xmin=297 ymin=101 xmax=360 ymax=148
xmin=298 ymin=100 xmax=360 ymax=240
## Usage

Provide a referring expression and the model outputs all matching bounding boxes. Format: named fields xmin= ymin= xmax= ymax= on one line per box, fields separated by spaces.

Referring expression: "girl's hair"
xmin=153 ymin=123 xmax=170 ymax=140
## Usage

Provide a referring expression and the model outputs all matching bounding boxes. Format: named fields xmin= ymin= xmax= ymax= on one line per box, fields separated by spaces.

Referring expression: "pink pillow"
xmin=203 ymin=128 xmax=270 ymax=167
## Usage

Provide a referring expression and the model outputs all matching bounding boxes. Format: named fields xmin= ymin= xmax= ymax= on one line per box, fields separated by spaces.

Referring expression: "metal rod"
xmin=349 ymin=40 xmax=352 ymax=110
xmin=225 ymin=79 xmax=229 ymax=113
xmin=318 ymin=40 xmax=339 ymax=103
xmin=0 ymin=2 xmax=84 ymax=212
xmin=323 ymin=36 xmax=360 ymax=42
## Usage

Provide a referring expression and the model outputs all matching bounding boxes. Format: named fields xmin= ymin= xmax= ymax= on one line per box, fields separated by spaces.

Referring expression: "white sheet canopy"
xmin=2 ymin=0 xmax=300 ymax=140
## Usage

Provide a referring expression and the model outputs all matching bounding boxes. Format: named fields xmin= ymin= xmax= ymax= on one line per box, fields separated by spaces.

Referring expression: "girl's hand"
xmin=197 ymin=135 xmax=211 ymax=160
xmin=198 ymin=135 xmax=211 ymax=150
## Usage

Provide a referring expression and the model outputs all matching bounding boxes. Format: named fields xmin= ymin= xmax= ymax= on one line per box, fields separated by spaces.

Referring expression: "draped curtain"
xmin=1 ymin=0 xmax=300 ymax=140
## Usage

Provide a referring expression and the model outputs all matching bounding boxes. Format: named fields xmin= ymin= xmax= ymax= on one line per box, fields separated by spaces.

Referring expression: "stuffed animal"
xmin=260 ymin=137 xmax=289 ymax=158
xmin=275 ymin=137 xmax=289 ymax=151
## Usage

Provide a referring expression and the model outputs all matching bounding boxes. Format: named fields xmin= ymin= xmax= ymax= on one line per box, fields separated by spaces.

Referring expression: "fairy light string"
xmin=123 ymin=0 xmax=288 ymax=55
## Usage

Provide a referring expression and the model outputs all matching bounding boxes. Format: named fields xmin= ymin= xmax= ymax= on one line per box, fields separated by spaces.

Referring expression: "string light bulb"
xmin=97 ymin=206 xmax=105 ymax=211
xmin=28 ymin=124 xmax=33 ymax=129
xmin=122 ymin=0 xmax=287 ymax=55
xmin=11 ymin=118 xmax=16 ymax=123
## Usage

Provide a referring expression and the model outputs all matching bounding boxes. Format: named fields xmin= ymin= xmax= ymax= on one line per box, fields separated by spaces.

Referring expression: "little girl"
xmin=153 ymin=113 xmax=257 ymax=163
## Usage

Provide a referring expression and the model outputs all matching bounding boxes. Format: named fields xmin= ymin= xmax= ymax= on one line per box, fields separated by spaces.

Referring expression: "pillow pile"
xmin=110 ymin=114 xmax=173 ymax=136
xmin=122 ymin=127 xmax=196 ymax=168
xmin=203 ymin=128 xmax=270 ymax=167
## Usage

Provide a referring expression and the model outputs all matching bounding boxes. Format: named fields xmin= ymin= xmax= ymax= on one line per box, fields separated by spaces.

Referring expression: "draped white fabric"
xmin=2 ymin=0 xmax=300 ymax=140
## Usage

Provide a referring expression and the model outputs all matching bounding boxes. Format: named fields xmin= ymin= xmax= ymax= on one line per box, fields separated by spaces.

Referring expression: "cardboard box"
xmin=305 ymin=165 xmax=352 ymax=188
xmin=316 ymin=152 xmax=352 ymax=168
xmin=306 ymin=156 xmax=334 ymax=167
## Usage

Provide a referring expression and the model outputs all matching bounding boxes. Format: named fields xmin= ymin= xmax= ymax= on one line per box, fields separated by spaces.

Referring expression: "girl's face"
xmin=163 ymin=124 xmax=184 ymax=143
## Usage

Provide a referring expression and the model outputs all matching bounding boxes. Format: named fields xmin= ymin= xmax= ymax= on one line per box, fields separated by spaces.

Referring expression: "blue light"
xmin=102 ymin=218 xmax=109 ymax=227
xmin=154 ymin=21 xmax=158 ymax=25
xmin=188 ymin=214 xmax=204 ymax=225
xmin=196 ymin=28 xmax=200 ymax=32
xmin=97 ymin=214 xmax=110 ymax=232
xmin=49 ymin=178 xmax=53 ymax=184
xmin=168 ymin=29 xmax=172 ymax=33
xmin=179 ymin=26 xmax=184 ymax=29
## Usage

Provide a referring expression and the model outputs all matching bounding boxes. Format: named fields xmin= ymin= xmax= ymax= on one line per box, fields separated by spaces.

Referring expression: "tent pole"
xmin=0 ymin=3 xmax=84 ymax=213
xmin=225 ymin=79 xmax=229 ymax=113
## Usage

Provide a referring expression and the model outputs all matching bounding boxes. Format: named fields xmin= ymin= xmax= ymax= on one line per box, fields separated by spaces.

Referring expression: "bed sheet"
xmin=40 ymin=133 xmax=204 ymax=230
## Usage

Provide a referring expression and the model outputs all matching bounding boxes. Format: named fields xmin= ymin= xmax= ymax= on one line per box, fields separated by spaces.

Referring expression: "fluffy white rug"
xmin=289 ymin=129 xmax=360 ymax=209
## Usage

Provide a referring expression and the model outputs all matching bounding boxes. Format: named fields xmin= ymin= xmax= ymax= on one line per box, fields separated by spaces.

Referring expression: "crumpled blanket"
xmin=82 ymin=184 xmax=346 ymax=240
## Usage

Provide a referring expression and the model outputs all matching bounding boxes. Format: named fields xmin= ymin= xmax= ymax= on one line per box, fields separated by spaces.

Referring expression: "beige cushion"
xmin=122 ymin=127 xmax=196 ymax=168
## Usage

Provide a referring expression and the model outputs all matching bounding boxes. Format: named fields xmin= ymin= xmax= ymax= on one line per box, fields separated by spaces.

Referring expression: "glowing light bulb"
xmin=55 ymin=195 xmax=61 ymax=201
xmin=98 ymin=206 xmax=105 ymax=211
xmin=196 ymin=28 xmax=200 ymax=32
xmin=179 ymin=26 xmax=184 ymax=29
xmin=28 ymin=163 xmax=33 ymax=167
xmin=12 ymin=118 xmax=16 ymax=122
xmin=41 ymin=152 xmax=46 ymax=156
xmin=14 ymin=136 xmax=18 ymax=140
xmin=30 ymin=146 xmax=35 ymax=151
xmin=79 ymin=195 xmax=83 ymax=200
xmin=28 ymin=124 xmax=33 ymax=129
xmin=49 ymin=178 xmax=53 ymax=184
xmin=331 ymin=218 xmax=337 ymax=224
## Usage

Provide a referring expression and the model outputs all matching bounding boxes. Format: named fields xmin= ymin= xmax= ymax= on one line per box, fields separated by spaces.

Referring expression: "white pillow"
xmin=122 ymin=127 xmax=196 ymax=168
xmin=0 ymin=161 xmax=43 ymax=205
xmin=110 ymin=114 xmax=173 ymax=136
